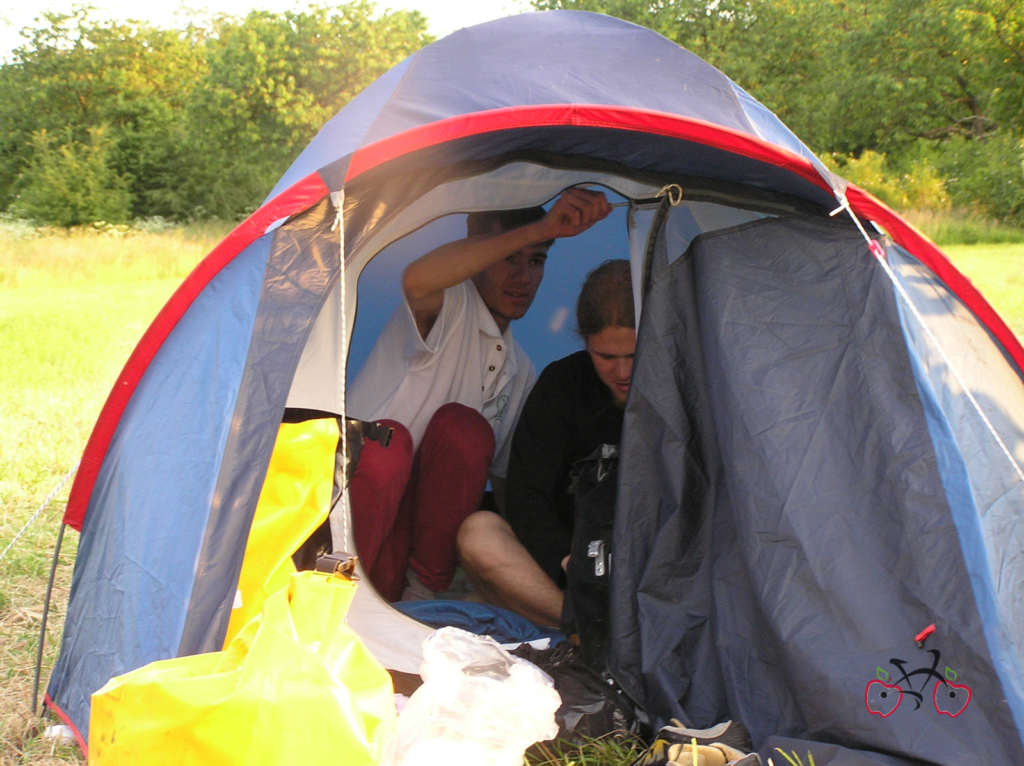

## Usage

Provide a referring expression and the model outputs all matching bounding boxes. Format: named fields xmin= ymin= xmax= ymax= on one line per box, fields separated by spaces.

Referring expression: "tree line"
xmin=0 ymin=3 xmax=432 ymax=225
xmin=2 ymin=0 xmax=1023 ymax=227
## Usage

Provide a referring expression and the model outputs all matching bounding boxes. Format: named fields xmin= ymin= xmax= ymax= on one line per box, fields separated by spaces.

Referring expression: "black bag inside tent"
xmin=561 ymin=443 xmax=620 ymax=671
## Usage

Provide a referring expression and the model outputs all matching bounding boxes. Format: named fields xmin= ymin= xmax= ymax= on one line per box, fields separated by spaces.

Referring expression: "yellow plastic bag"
xmin=225 ymin=417 xmax=339 ymax=645
xmin=90 ymin=570 xmax=396 ymax=765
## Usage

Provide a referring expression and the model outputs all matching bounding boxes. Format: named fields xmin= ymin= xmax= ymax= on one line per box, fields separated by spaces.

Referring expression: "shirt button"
xmin=496 ymin=344 xmax=502 ymax=351
xmin=488 ymin=365 xmax=496 ymax=372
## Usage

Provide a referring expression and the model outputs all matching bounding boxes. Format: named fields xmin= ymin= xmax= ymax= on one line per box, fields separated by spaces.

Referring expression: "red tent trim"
xmin=347 ymin=103 xmax=1023 ymax=373
xmin=63 ymin=109 xmax=1023 ymax=531
xmin=62 ymin=172 xmax=330 ymax=530
xmin=845 ymin=185 xmax=1024 ymax=372
xmin=345 ymin=103 xmax=831 ymax=194
xmin=43 ymin=693 xmax=87 ymax=757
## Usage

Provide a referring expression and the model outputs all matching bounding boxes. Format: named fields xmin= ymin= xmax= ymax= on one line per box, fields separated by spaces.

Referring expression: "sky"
xmin=0 ymin=0 xmax=531 ymax=60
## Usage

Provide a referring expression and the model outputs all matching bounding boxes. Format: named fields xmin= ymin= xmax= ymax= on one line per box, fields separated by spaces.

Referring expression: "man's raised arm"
xmin=402 ymin=188 xmax=611 ymax=338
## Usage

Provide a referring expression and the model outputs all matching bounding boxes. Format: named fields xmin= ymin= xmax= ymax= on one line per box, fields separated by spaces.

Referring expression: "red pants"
xmin=350 ymin=403 xmax=495 ymax=601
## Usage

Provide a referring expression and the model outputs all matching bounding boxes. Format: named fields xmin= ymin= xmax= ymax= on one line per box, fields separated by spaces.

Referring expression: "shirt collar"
xmin=468 ymin=281 xmax=520 ymax=377
xmin=468 ymin=280 xmax=506 ymax=340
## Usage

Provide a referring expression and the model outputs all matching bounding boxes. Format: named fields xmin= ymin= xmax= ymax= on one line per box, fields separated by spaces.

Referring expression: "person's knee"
xmin=350 ymin=419 xmax=413 ymax=492
xmin=423 ymin=403 xmax=495 ymax=465
xmin=457 ymin=510 xmax=513 ymax=571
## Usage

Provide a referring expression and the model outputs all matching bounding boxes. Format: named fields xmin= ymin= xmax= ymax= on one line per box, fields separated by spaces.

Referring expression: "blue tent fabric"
xmin=47 ymin=206 xmax=340 ymax=733
xmin=47 ymin=235 xmax=272 ymax=736
xmin=45 ymin=12 xmax=1024 ymax=762
xmin=609 ymin=216 xmax=1024 ymax=763
xmin=273 ymin=11 xmax=836 ymax=203
xmin=272 ymin=11 xmax=763 ymax=187
xmin=887 ymin=245 xmax=1024 ymax=659
xmin=359 ymin=12 xmax=748 ymax=138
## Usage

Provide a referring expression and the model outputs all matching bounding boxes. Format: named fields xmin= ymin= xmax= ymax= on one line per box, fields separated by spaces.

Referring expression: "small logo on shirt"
xmin=493 ymin=393 xmax=510 ymax=422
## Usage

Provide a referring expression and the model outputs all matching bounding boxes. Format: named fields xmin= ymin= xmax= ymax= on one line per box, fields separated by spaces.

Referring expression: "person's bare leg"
xmin=456 ymin=510 xmax=563 ymax=628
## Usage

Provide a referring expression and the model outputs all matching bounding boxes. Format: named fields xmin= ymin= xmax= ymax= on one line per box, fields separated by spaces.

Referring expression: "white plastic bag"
xmin=384 ymin=627 xmax=561 ymax=766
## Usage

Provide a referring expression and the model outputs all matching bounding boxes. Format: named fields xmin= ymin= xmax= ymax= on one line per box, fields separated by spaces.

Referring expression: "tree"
xmin=183 ymin=3 xmax=432 ymax=219
xmin=0 ymin=3 xmax=431 ymax=224
xmin=12 ymin=126 xmax=134 ymax=226
xmin=530 ymin=0 xmax=1024 ymax=152
xmin=0 ymin=9 xmax=205 ymax=217
xmin=953 ymin=0 xmax=1024 ymax=131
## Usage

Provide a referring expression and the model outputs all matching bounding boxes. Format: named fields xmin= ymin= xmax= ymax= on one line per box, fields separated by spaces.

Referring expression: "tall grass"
xmin=0 ymin=217 xmax=232 ymax=288
xmin=903 ymin=209 xmax=1024 ymax=247
xmin=0 ymin=220 xmax=226 ymax=765
xmin=0 ymin=219 xmax=229 ymax=509
xmin=527 ymin=732 xmax=645 ymax=765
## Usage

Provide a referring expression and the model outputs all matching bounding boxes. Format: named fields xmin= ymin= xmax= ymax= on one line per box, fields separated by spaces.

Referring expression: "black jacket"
xmin=505 ymin=350 xmax=623 ymax=582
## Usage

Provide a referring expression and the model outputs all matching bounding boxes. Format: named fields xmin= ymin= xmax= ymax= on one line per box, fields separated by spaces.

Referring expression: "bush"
xmin=0 ymin=212 xmax=42 ymax=239
xmin=930 ymin=131 xmax=1024 ymax=228
xmin=827 ymin=135 xmax=1024 ymax=234
xmin=12 ymin=126 xmax=134 ymax=227
xmin=826 ymin=149 xmax=951 ymax=212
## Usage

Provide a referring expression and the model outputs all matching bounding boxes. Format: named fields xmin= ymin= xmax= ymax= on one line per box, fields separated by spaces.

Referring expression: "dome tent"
xmin=44 ymin=10 xmax=1024 ymax=763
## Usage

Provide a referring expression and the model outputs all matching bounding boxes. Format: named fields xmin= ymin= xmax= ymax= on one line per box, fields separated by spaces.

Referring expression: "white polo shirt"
xmin=347 ymin=281 xmax=536 ymax=477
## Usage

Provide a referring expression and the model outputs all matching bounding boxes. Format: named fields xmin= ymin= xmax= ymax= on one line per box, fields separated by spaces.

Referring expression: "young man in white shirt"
xmin=347 ymin=187 xmax=611 ymax=600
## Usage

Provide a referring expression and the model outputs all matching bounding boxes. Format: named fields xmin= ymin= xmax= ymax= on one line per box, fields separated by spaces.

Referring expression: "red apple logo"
xmin=933 ymin=681 xmax=971 ymax=717
xmin=865 ymin=680 xmax=903 ymax=717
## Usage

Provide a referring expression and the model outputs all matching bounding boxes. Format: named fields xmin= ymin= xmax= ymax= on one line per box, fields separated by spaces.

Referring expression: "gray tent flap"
xmin=179 ymin=198 xmax=339 ymax=655
xmin=610 ymin=216 xmax=1024 ymax=764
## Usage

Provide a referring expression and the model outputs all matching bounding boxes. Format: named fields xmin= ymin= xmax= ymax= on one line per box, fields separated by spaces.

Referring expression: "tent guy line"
xmin=834 ymin=190 xmax=1024 ymax=485
xmin=874 ymin=231 xmax=1024 ymax=485
xmin=0 ymin=461 xmax=78 ymax=566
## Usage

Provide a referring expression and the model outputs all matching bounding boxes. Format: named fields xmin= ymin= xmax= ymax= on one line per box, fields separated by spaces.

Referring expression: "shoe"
xmin=631 ymin=720 xmax=758 ymax=766
xmin=636 ymin=743 xmax=760 ymax=766
xmin=659 ymin=719 xmax=753 ymax=752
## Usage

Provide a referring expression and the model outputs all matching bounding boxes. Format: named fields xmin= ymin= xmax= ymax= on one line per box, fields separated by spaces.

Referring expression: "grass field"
xmin=0 ymin=222 xmax=227 ymax=765
xmin=0 ymin=222 xmax=1021 ymax=765
xmin=942 ymin=243 xmax=1024 ymax=338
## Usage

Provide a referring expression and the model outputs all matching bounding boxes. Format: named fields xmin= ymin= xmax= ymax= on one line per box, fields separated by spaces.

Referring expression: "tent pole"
xmin=32 ymin=522 xmax=66 ymax=714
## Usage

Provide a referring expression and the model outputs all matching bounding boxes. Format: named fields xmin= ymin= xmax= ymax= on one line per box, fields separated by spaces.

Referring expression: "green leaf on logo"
xmin=944 ymin=666 xmax=958 ymax=682
xmin=876 ymin=666 xmax=889 ymax=682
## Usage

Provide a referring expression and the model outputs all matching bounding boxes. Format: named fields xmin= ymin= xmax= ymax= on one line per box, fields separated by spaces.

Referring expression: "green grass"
xmin=0 ymin=219 xmax=231 ymax=518
xmin=0 ymin=220 xmax=1020 ymax=765
xmin=773 ymin=748 xmax=818 ymax=766
xmin=904 ymin=209 xmax=1024 ymax=246
xmin=942 ymin=243 xmax=1024 ymax=338
xmin=0 ymin=220 xmax=225 ymax=765
xmin=0 ymin=217 xmax=231 ymax=289
xmin=526 ymin=732 xmax=646 ymax=765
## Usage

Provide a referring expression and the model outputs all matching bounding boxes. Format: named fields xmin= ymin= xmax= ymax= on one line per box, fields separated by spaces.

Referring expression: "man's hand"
xmin=402 ymin=186 xmax=613 ymax=339
xmin=536 ymin=187 xmax=612 ymax=241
